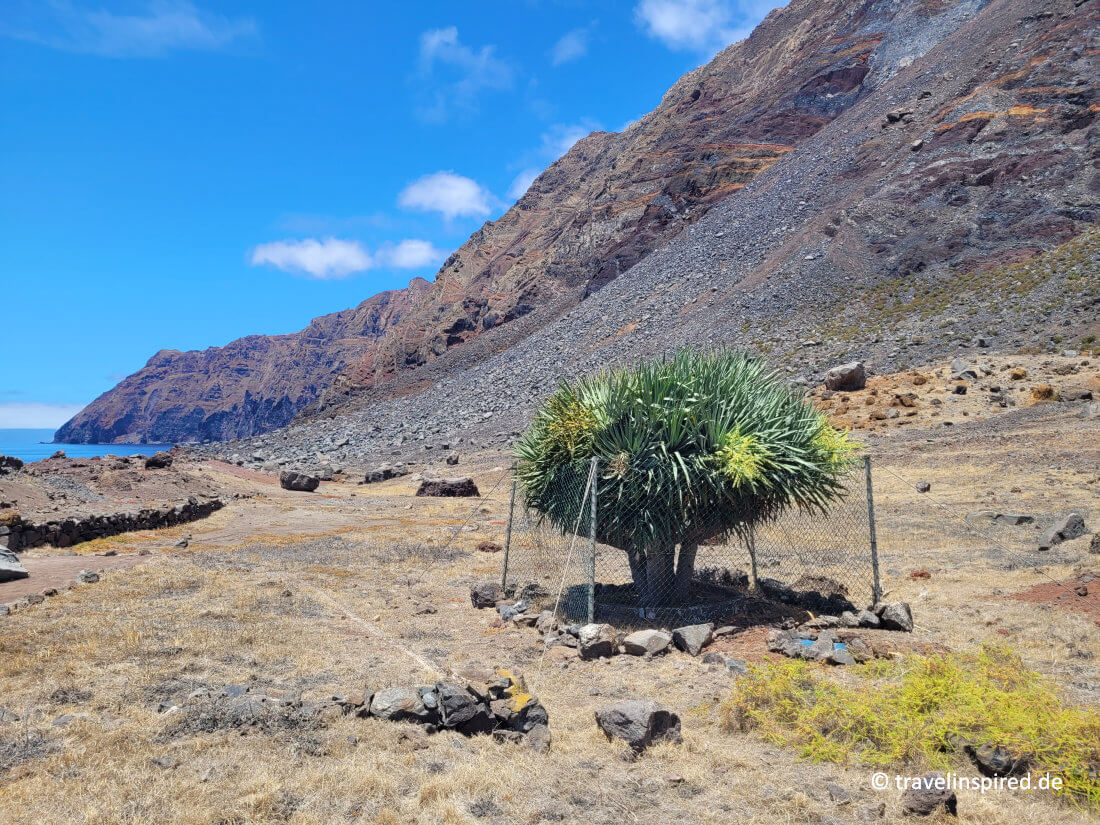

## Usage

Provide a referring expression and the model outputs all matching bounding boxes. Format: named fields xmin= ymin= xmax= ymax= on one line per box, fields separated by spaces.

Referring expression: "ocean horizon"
xmin=0 ymin=428 xmax=175 ymax=463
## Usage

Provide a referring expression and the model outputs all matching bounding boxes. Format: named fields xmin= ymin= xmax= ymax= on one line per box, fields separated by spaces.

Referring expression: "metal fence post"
xmin=865 ymin=455 xmax=882 ymax=605
xmin=747 ymin=521 xmax=759 ymax=591
xmin=587 ymin=457 xmax=598 ymax=624
xmin=500 ymin=477 xmax=517 ymax=591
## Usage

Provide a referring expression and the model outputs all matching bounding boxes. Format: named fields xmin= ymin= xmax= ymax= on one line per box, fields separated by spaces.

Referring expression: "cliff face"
xmin=54 ymin=279 xmax=429 ymax=444
xmin=327 ymin=0 xmax=964 ymax=400
xmin=58 ymin=0 xmax=1097 ymax=445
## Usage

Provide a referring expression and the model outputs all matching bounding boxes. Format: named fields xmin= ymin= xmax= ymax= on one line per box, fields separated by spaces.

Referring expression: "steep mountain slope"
xmin=54 ymin=280 xmax=429 ymax=444
xmin=58 ymin=0 xmax=994 ymax=444
xmin=202 ymin=0 xmax=1098 ymax=469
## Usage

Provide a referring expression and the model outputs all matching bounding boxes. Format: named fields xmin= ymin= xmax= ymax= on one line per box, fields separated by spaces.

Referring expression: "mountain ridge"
xmin=57 ymin=0 xmax=1097 ymax=447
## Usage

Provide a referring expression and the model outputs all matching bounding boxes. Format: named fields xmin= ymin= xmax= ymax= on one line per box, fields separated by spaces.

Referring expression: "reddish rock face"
xmin=57 ymin=0 xmax=1099 ymax=445
xmin=55 ymin=279 xmax=430 ymax=444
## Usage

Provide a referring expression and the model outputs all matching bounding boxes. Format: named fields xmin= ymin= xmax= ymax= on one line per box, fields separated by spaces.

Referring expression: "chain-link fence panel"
xmin=502 ymin=457 xmax=880 ymax=625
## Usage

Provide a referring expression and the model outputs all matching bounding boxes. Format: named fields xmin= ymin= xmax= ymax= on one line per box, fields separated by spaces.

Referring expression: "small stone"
xmin=470 ymin=581 xmax=503 ymax=609
xmin=915 ymin=481 xmax=931 ymax=493
xmin=900 ymin=773 xmax=957 ymax=816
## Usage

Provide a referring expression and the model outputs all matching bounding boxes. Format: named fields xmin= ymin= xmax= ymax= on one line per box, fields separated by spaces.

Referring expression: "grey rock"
xmin=900 ymin=773 xmax=957 ymax=816
xmin=369 ymin=687 xmax=431 ymax=722
xmin=856 ymin=609 xmax=880 ymax=628
xmin=0 ymin=550 xmax=28 ymax=583
xmin=621 ymin=629 xmax=673 ymax=656
xmin=577 ymin=623 xmax=618 ymax=659
xmin=434 ymin=682 xmax=480 ymax=728
xmin=144 ymin=451 xmax=173 ymax=469
xmin=416 ymin=477 xmax=479 ymax=497
xmin=964 ymin=743 xmax=1028 ymax=778
xmin=824 ymin=362 xmax=866 ymax=391
xmin=950 ymin=359 xmax=977 ymax=380
xmin=672 ymin=622 xmax=714 ymax=656
xmin=725 ymin=657 xmax=749 ymax=675
xmin=594 ymin=700 xmax=682 ymax=752
xmin=77 ymin=569 xmax=99 ymax=584
xmin=1038 ymin=512 xmax=1088 ymax=550
xmin=279 ymin=471 xmax=320 ymax=492
xmin=469 ymin=580 xmax=503 ymax=609
xmin=526 ymin=722 xmax=551 ymax=753
xmin=878 ymin=602 xmax=914 ymax=632
xmin=445 ymin=452 xmax=459 ymax=466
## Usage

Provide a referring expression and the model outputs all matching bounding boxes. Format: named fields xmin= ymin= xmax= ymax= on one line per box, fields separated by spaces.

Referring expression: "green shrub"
xmin=723 ymin=644 xmax=1100 ymax=808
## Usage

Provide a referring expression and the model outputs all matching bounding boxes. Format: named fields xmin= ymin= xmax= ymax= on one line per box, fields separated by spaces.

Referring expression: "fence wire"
xmin=502 ymin=457 xmax=879 ymax=625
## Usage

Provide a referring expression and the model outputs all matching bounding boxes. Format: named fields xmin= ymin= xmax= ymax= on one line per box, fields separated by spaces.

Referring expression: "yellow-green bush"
xmin=723 ymin=644 xmax=1100 ymax=808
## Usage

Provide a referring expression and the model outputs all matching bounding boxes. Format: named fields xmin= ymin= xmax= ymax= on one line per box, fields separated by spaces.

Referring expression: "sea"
xmin=0 ymin=428 xmax=175 ymax=463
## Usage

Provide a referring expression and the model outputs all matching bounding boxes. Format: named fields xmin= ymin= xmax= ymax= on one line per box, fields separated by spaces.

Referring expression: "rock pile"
xmin=0 ymin=498 xmax=224 ymax=552
xmin=160 ymin=670 xmax=551 ymax=753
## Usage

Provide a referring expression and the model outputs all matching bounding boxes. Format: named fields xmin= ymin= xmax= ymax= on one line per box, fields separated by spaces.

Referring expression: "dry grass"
xmin=1 ymin=417 xmax=1097 ymax=823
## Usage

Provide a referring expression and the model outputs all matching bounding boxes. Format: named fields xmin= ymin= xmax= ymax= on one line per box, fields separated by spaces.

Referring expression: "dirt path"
xmin=1 ymin=553 xmax=147 ymax=605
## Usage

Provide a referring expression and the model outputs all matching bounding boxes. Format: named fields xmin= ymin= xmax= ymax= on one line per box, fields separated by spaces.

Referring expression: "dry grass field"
xmin=1 ymin=386 xmax=1097 ymax=824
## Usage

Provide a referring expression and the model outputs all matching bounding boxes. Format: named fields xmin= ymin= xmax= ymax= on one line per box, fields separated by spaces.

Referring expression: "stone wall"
xmin=0 ymin=497 xmax=224 ymax=552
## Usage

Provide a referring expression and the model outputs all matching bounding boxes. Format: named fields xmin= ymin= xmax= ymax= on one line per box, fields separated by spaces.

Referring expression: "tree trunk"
xmin=644 ymin=550 xmax=676 ymax=606
xmin=673 ymin=542 xmax=697 ymax=603
xmin=626 ymin=549 xmax=649 ymax=605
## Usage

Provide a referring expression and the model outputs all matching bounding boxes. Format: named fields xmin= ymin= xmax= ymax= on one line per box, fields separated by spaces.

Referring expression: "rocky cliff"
xmin=58 ymin=0 xmax=1098 ymax=446
xmin=196 ymin=0 xmax=1097 ymax=470
xmin=55 ymin=279 xmax=429 ymax=443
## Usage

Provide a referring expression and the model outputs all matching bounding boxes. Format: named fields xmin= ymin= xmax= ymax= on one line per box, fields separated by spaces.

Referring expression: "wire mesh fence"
xmin=502 ymin=456 xmax=880 ymax=625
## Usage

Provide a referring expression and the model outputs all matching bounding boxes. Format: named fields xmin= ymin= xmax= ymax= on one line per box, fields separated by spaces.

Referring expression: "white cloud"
xmin=250 ymin=237 xmax=445 ymax=278
xmin=250 ymin=238 xmax=372 ymax=279
xmin=0 ymin=402 xmax=84 ymax=428
xmin=550 ymin=27 xmax=590 ymax=65
xmin=634 ymin=0 xmax=772 ymax=54
xmin=398 ymin=172 xmax=493 ymax=220
xmin=415 ymin=26 xmax=513 ymax=121
xmin=507 ymin=168 xmax=541 ymax=200
xmin=1 ymin=1 xmax=256 ymax=58
xmin=375 ymin=239 xmax=446 ymax=269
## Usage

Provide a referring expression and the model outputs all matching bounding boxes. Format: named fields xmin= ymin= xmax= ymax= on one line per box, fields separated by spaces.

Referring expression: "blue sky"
xmin=0 ymin=0 xmax=779 ymax=429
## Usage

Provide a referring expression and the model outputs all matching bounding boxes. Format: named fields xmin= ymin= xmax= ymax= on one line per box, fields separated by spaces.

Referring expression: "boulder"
xmin=470 ymin=580 xmax=503 ymax=609
xmin=964 ymin=743 xmax=1028 ymax=778
xmin=595 ymin=700 xmax=681 ymax=752
xmin=526 ymin=723 xmax=551 ymax=754
xmin=416 ymin=477 xmax=480 ymax=497
xmin=0 ymin=455 xmax=24 ymax=476
xmin=672 ymin=622 xmax=714 ymax=656
xmin=368 ymin=687 xmax=431 ymax=723
xmin=364 ymin=463 xmax=407 ymax=484
xmin=1038 ymin=512 xmax=1088 ymax=551
xmin=77 ymin=570 xmax=99 ymax=584
xmin=144 ymin=451 xmax=173 ymax=470
xmin=900 ymin=773 xmax=957 ymax=817
xmin=621 ymin=629 xmax=673 ymax=656
xmin=434 ymin=681 xmax=482 ymax=728
xmin=950 ymin=359 xmax=977 ymax=380
xmin=0 ymin=550 xmax=29 ymax=583
xmin=877 ymin=602 xmax=914 ymax=632
xmin=445 ymin=452 xmax=460 ymax=466
xmin=279 ymin=471 xmax=320 ymax=492
xmin=577 ymin=623 xmax=618 ymax=659
xmin=824 ymin=362 xmax=866 ymax=392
